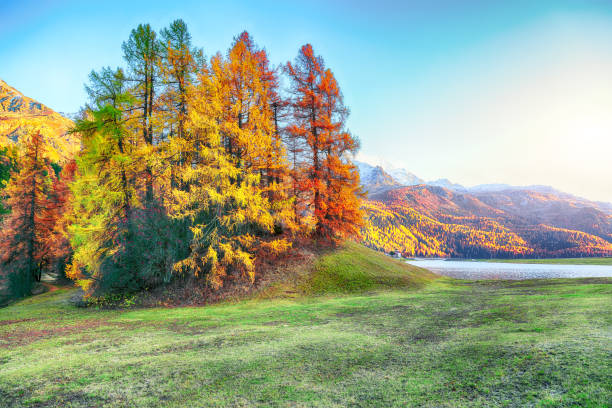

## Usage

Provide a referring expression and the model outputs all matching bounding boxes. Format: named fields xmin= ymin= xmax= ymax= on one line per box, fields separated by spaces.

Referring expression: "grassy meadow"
xmin=1 ymin=244 xmax=611 ymax=407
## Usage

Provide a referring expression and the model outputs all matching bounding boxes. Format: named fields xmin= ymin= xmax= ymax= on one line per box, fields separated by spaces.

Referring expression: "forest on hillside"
xmin=0 ymin=20 xmax=363 ymax=300
xmin=362 ymin=190 xmax=612 ymax=259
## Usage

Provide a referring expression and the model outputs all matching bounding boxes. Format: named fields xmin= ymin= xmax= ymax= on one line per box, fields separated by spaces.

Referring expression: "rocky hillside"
xmin=357 ymin=161 xmax=398 ymax=192
xmin=0 ymin=79 xmax=79 ymax=162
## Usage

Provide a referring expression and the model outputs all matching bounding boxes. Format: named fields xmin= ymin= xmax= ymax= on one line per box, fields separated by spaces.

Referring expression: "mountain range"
xmin=0 ymin=78 xmax=79 ymax=163
xmin=356 ymin=160 xmax=612 ymax=258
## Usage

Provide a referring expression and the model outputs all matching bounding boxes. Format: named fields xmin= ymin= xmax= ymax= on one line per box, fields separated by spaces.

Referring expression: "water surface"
xmin=405 ymin=259 xmax=612 ymax=280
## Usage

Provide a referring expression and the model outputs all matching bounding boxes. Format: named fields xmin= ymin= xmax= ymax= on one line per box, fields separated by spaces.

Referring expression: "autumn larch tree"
xmin=252 ymin=40 xmax=294 ymax=227
xmin=211 ymin=31 xmax=294 ymax=230
xmin=62 ymin=23 xmax=364 ymax=297
xmin=318 ymin=68 xmax=363 ymax=239
xmin=159 ymin=19 xmax=202 ymax=143
xmin=122 ymin=24 xmax=161 ymax=202
xmin=0 ymin=132 xmax=54 ymax=297
xmin=68 ymin=67 xmax=141 ymax=293
xmin=158 ymin=19 xmax=203 ymax=196
xmin=167 ymin=34 xmax=292 ymax=289
xmin=285 ymin=44 xmax=363 ymax=240
xmin=71 ymin=65 xmax=185 ymax=294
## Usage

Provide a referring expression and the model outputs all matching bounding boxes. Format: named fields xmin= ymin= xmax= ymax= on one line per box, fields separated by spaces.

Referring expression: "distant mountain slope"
xmin=386 ymin=166 xmax=423 ymax=186
xmin=0 ymin=78 xmax=79 ymax=162
xmin=355 ymin=161 xmax=399 ymax=195
xmin=472 ymin=189 xmax=612 ymax=241
xmin=361 ymin=165 xmax=398 ymax=188
xmin=361 ymin=183 xmax=612 ymax=258
xmin=355 ymin=160 xmax=470 ymax=192
xmin=370 ymin=185 xmax=504 ymax=219
xmin=427 ymin=178 xmax=467 ymax=192
xmin=361 ymin=198 xmax=534 ymax=258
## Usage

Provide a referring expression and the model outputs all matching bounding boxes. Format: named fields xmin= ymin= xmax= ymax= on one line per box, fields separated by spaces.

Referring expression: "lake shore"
xmin=405 ymin=258 xmax=612 ymax=280
xmin=475 ymin=257 xmax=612 ymax=265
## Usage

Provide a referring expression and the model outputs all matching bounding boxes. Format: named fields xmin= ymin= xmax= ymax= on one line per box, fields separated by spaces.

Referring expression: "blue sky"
xmin=2 ymin=0 xmax=612 ymax=201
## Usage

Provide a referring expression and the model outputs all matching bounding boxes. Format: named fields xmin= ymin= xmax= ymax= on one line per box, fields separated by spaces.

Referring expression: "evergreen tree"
xmin=70 ymin=66 xmax=190 ymax=294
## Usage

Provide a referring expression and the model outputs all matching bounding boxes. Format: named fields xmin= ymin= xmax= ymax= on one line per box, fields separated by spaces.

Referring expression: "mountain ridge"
xmin=355 ymin=159 xmax=612 ymax=213
xmin=0 ymin=78 xmax=79 ymax=163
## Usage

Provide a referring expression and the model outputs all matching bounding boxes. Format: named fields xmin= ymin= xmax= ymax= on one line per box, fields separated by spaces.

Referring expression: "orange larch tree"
xmin=253 ymin=39 xmax=292 ymax=214
xmin=285 ymin=44 xmax=325 ymax=229
xmin=285 ymin=44 xmax=363 ymax=240
xmin=319 ymin=68 xmax=363 ymax=239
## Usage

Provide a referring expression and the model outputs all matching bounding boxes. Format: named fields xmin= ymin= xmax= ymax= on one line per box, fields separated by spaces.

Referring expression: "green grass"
xmin=1 ymin=245 xmax=611 ymax=407
xmin=478 ymin=257 xmax=612 ymax=265
xmin=254 ymin=242 xmax=437 ymax=300
xmin=300 ymin=241 xmax=438 ymax=295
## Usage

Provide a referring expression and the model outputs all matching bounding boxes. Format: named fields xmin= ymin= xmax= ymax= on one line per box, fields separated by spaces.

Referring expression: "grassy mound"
xmin=300 ymin=241 xmax=437 ymax=295
xmin=256 ymin=241 xmax=438 ymax=299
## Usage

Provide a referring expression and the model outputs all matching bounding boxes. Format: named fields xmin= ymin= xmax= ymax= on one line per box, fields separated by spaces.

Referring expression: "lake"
xmin=405 ymin=259 xmax=612 ymax=280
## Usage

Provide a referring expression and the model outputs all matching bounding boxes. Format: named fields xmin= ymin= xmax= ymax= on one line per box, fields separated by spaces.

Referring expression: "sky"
xmin=2 ymin=0 xmax=612 ymax=202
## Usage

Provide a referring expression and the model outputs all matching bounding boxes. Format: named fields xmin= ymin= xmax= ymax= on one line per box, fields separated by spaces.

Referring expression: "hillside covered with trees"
xmin=361 ymin=184 xmax=612 ymax=258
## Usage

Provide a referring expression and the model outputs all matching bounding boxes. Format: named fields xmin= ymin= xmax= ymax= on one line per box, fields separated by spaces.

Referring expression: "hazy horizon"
xmin=2 ymin=0 xmax=611 ymax=202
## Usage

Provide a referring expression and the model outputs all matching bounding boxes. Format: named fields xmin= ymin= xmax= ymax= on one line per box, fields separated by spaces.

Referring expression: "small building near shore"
xmin=388 ymin=250 xmax=402 ymax=259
